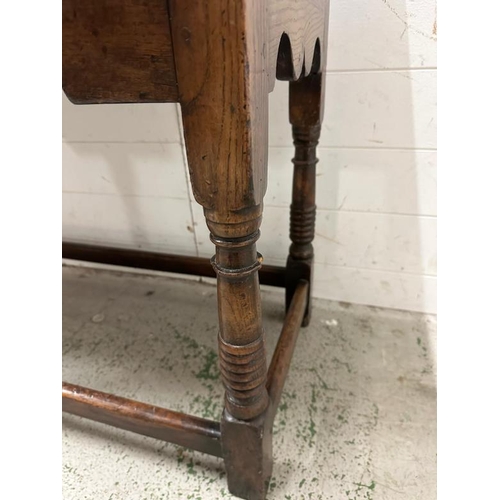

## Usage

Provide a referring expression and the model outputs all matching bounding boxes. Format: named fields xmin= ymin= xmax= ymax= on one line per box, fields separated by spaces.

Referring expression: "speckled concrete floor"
xmin=62 ymin=266 xmax=436 ymax=500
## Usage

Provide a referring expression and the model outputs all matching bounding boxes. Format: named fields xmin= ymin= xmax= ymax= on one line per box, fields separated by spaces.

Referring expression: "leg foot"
xmin=221 ymin=411 xmax=272 ymax=500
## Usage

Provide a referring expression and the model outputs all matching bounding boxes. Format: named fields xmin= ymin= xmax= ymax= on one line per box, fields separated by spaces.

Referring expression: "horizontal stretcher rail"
xmin=62 ymin=382 xmax=223 ymax=457
xmin=62 ymin=242 xmax=287 ymax=288
xmin=266 ymin=279 xmax=309 ymax=422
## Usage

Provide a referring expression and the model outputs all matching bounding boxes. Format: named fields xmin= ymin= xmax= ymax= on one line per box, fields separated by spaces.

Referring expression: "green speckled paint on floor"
xmin=63 ymin=266 xmax=436 ymax=499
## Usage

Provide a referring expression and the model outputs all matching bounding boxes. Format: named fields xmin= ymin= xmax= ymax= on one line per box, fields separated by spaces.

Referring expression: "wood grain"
xmin=169 ymin=0 xmax=329 ymax=213
xmin=62 ymin=0 xmax=178 ymax=103
xmin=169 ymin=0 xmax=268 ymax=213
xmin=269 ymin=0 xmax=329 ymax=86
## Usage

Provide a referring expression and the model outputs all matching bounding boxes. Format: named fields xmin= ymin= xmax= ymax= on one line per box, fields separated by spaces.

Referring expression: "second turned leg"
xmin=286 ymin=72 xmax=325 ymax=326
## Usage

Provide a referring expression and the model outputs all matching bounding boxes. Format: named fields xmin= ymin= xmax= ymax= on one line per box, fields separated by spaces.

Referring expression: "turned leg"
xmin=286 ymin=72 xmax=325 ymax=326
xmin=205 ymin=210 xmax=272 ymax=500
xmin=169 ymin=3 xmax=271 ymax=496
xmin=168 ymin=1 xmax=331 ymax=495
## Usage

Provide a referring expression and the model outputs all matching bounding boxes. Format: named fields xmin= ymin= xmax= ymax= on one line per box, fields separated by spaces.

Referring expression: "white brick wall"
xmin=62 ymin=0 xmax=437 ymax=313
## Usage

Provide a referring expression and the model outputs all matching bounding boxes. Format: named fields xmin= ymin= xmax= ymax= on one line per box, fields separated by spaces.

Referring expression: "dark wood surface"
xmin=211 ymin=229 xmax=270 ymax=422
xmin=62 ymin=242 xmax=287 ymax=288
xmin=221 ymin=410 xmax=273 ymax=500
xmin=267 ymin=280 xmax=309 ymax=420
xmin=169 ymin=0 xmax=269 ymax=213
xmin=220 ymin=279 xmax=308 ymax=500
xmin=62 ymin=1 xmax=329 ymax=498
xmin=62 ymin=0 xmax=178 ymax=103
xmin=285 ymin=71 xmax=325 ymax=325
xmin=63 ymin=382 xmax=222 ymax=457
xmin=62 ymin=0 xmax=329 ymax=102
